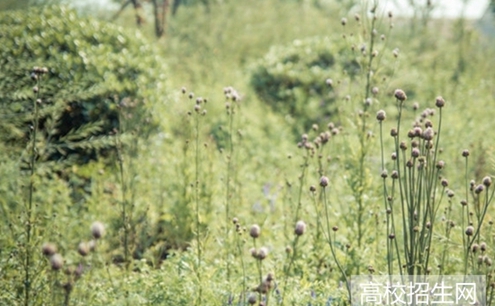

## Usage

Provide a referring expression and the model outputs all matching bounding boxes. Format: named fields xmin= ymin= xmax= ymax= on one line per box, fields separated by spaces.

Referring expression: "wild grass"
xmin=1 ymin=0 xmax=495 ymax=305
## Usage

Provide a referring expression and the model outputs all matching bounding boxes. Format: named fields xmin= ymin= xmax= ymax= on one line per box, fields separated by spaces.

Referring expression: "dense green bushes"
xmin=250 ymin=36 xmax=358 ymax=132
xmin=0 ymin=6 xmax=166 ymax=164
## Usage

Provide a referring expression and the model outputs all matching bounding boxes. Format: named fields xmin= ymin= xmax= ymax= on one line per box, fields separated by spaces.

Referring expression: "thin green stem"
xmin=322 ymin=188 xmax=350 ymax=302
xmin=25 ymin=73 xmax=42 ymax=306
xmin=194 ymin=111 xmax=203 ymax=306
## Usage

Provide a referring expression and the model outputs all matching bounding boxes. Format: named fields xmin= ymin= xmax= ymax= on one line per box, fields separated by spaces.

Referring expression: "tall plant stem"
xmin=116 ymin=110 xmax=129 ymax=269
xmin=25 ymin=74 xmax=42 ymax=306
xmin=322 ymin=188 xmax=350 ymax=302
xmin=194 ymin=111 xmax=203 ymax=305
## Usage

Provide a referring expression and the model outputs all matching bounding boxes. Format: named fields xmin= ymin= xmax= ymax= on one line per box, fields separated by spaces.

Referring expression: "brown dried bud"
xmin=462 ymin=149 xmax=469 ymax=157
xmin=436 ymin=160 xmax=445 ymax=169
xmin=465 ymin=226 xmax=474 ymax=236
xmin=258 ymin=247 xmax=268 ymax=260
xmin=483 ymin=176 xmax=492 ymax=187
xmin=320 ymin=176 xmax=329 ymax=187
xmin=91 ymin=221 xmax=105 ymax=239
xmin=441 ymin=179 xmax=449 ymax=187
xmin=423 ymin=127 xmax=434 ymax=141
xmin=77 ymin=242 xmax=90 ymax=257
xmin=435 ymin=96 xmax=445 ymax=108
xmin=376 ymin=110 xmax=386 ymax=121
xmin=249 ymin=224 xmax=261 ymax=239
xmin=394 ymin=89 xmax=407 ymax=101
xmin=294 ymin=220 xmax=306 ymax=236
xmin=42 ymin=243 xmax=57 ymax=257
xmin=390 ymin=128 xmax=398 ymax=137
xmin=248 ymin=294 xmax=257 ymax=305
xmin=411 ymin=148 xmax=420 ymax=158
xmin=50 ymin=254 xmax=64 ymax=271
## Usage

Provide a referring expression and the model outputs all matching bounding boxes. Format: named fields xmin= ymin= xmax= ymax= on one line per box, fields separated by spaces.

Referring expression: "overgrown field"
xmin=1 ymin=0 xmax=495 ymax=305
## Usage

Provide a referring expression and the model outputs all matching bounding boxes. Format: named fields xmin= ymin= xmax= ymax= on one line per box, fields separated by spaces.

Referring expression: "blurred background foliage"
xmin=0 ymin=6 xmax=166 ymax=166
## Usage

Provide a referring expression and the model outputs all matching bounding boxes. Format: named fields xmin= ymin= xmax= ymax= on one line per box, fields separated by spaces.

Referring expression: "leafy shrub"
xmin=0 ymin=6 xmax=166 ymax=164
xmin=250 ymin=36 xmax=359 ymax=133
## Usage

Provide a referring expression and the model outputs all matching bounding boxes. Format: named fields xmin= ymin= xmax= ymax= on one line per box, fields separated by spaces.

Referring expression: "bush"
xmin=250 ymin=36 xmax=359 ymax=133
xmin=0 ymin=6 xmax=166 ymax=164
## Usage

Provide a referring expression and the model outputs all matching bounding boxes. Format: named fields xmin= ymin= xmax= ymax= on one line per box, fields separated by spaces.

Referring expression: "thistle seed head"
xmin=91 ymin=221 xmax=105 ymax=240
xmin=294 ymin=220 xmax=306 ymax=236
xmin=42 ymin=243 xmax=57 ymax=257
xmin=376 ymin=110 xmax=386 ymax=121
xmin=249 ymin=224 xmax=261 ymax=239
xmin=435 ymin=96 xmax=445 ymax=108
xmin=50 ymin=254 xmax=64 ymax=271
xmin=465 ymin=226 xmax=474 ymax=236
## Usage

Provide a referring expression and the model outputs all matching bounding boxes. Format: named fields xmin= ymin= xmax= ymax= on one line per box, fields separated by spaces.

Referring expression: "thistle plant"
xmin=222 ymin=86 xmax=240 ymax=290
xmin=319 ymin=176 xmax=351 ymax=301
xmin=188 ymin=92 xmax=208 ymax=306
xmin=280 ymin=220 xmax=306 ymax=304
xmin=20 ymin=66 xmax=49 ymax=306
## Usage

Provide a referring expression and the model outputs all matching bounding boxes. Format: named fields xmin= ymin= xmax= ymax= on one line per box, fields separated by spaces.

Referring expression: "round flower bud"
xmin=249 ymin=224 xmax=261 ymax=239
xmin=258 ymin=247 xmax=268 ymax=260
xmin=423 ymin=127 xmax=434 ymax=141
xmin=475 ymin=184 xmax=485 ymax=194
xmin=436 ymin=160 xmax=445 ymax=169
xmin=294 ymin=220 xmax=306 ymax=236
xmin=91 ymin=221 xmax=105 ymax=240
xmin=462 ymin=150 xmax=469 ymax=157
xmin=390 ymin=128 xmax=398 ymax=137
xmin=435 ymin=96 xmax=445 ymax=108
xmin=42 ymin=243 xmax=57 ymax=257
xmin=250 ymin=248 xmax=258 ymax=258
xmin=441 ymin=179 xmax=448 ymax=187
xmin=394 ymin=89 xmax=407 ymax=102
xmin=483 ymin=176 xmax=492 ymax=187
xmin=77 ymin=242 xmax=90 ymax=257
xmin=248 ymin=294 xmax=257 ymax=305
xmin=320 ymin=176 xmax=329 ymax=187
xmin=465 ymin=226 xmax=474 ymax=236
xmin=376 ymin=110 xmax=386 ymax=121
xmin=50 ymin=254 xmax=64 ymax=271
xmin=341 ymin=18 xmax=347 ymax=26
xmin=326 ymin=78 xmax=333 ymax=87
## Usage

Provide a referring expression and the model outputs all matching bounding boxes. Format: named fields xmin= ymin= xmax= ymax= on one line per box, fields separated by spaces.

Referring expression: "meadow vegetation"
xmin=1 ymin=0 xmax=495 ymax=305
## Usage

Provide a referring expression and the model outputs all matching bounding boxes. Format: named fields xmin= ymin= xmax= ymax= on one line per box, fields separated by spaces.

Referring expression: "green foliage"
xmin=0 ymin=6 xmax=165 ymax=164
xmin=250 ymin=36 xmax=357 ymax=133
